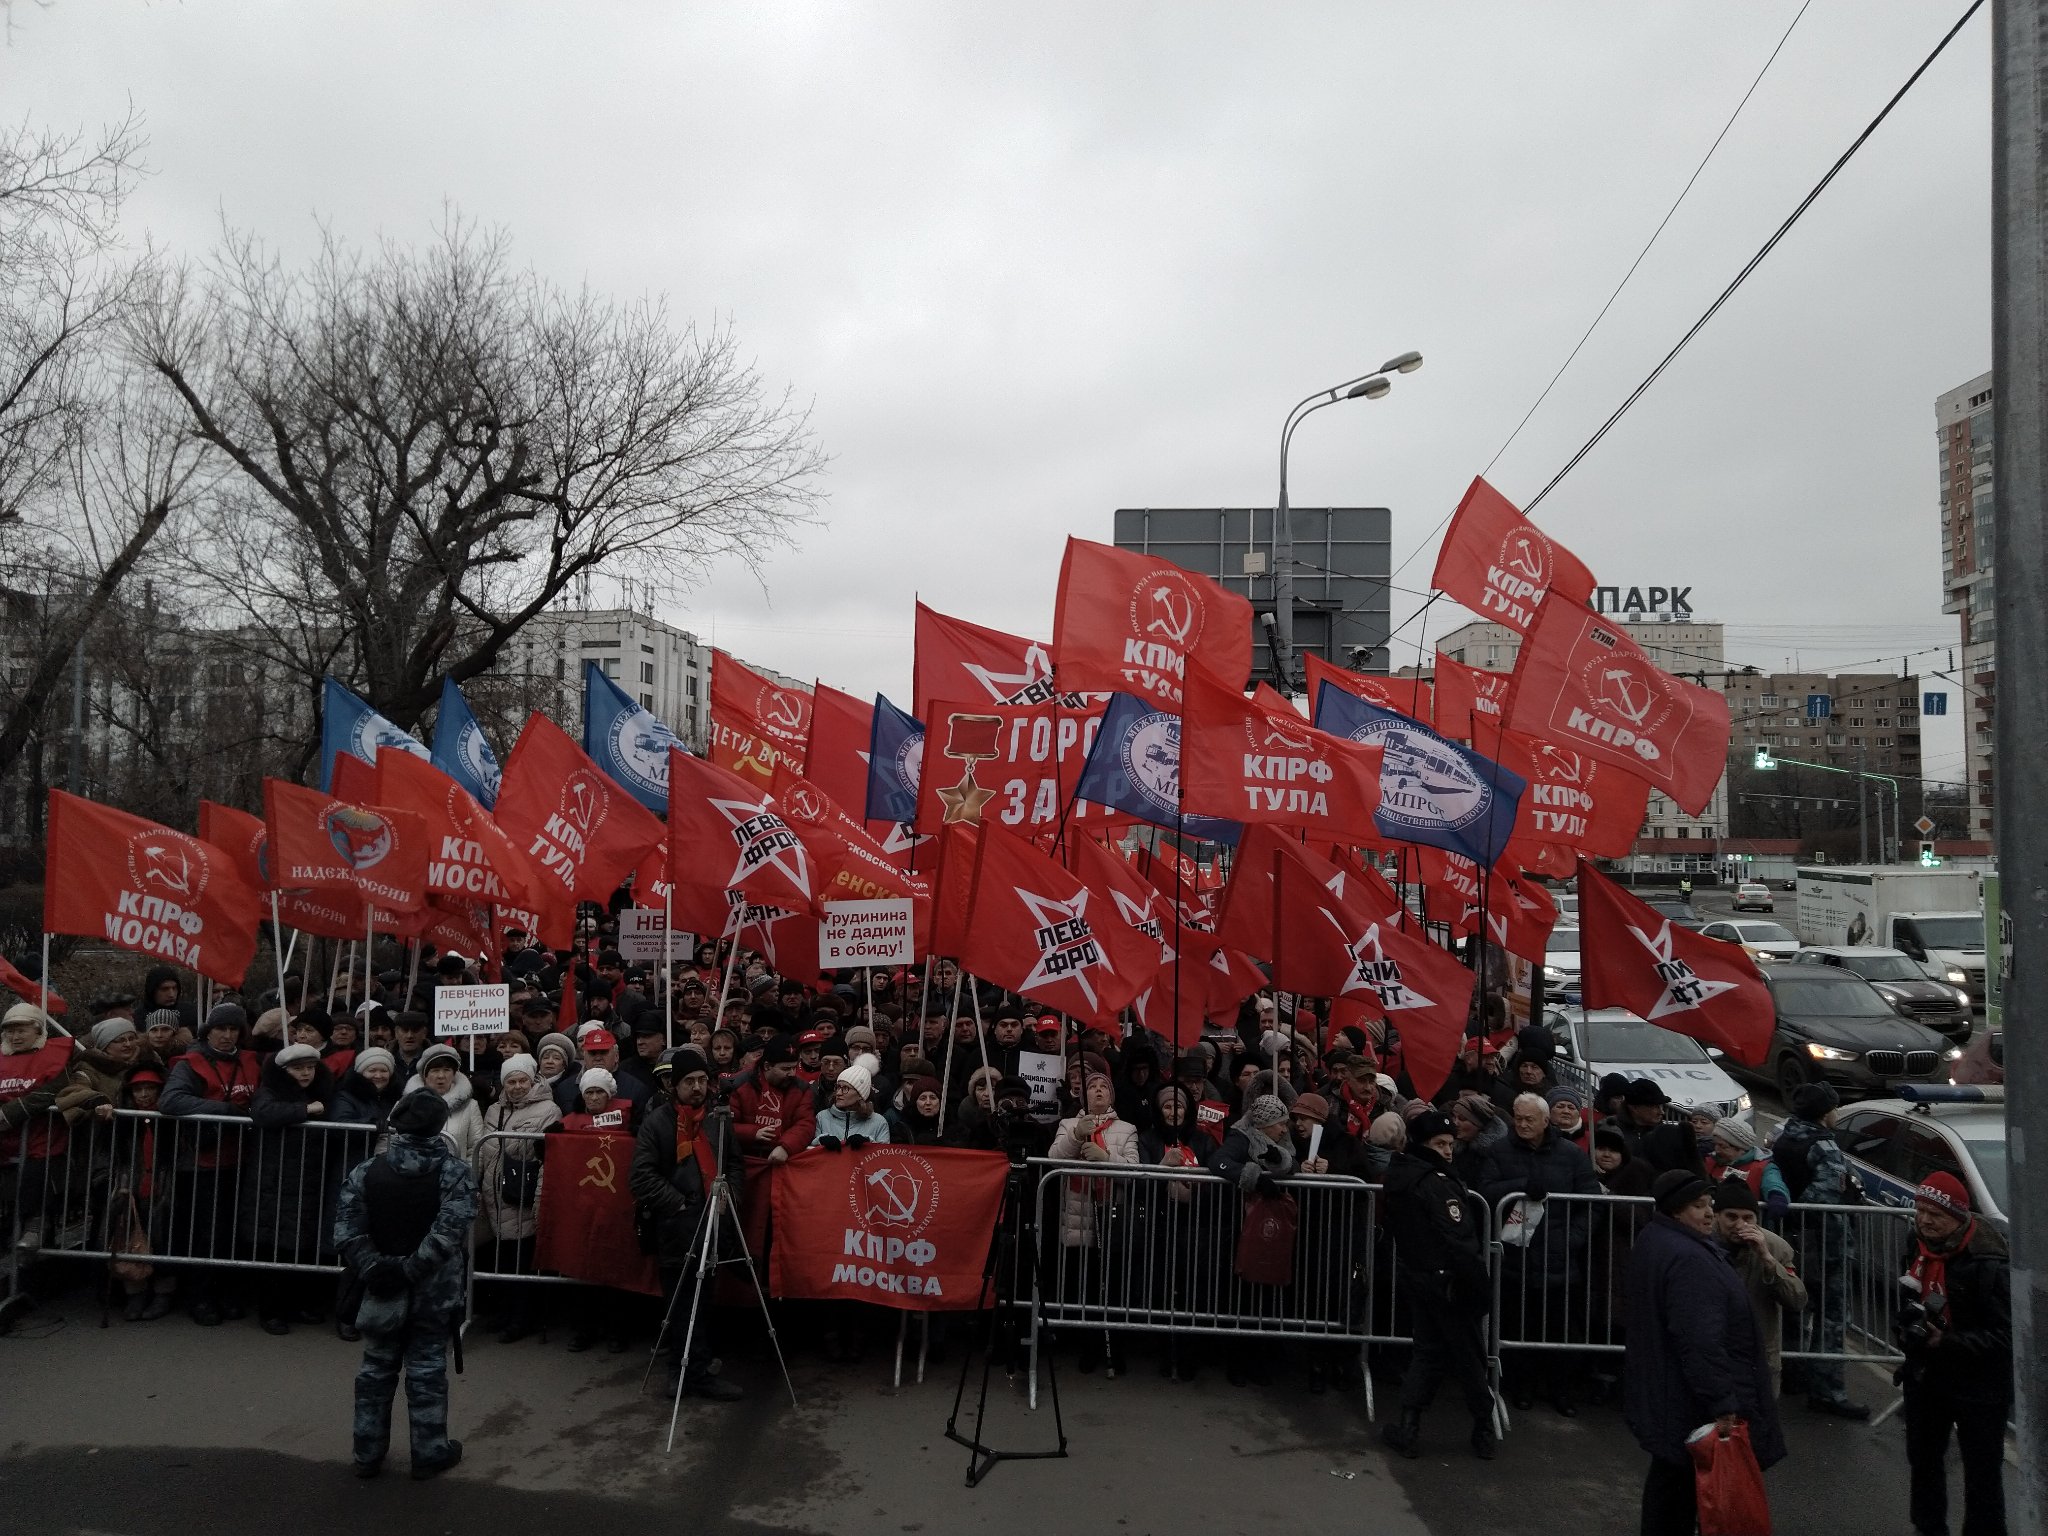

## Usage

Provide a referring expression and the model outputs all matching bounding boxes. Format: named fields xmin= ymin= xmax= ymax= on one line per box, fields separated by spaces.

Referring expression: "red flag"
xmin=1180 ymin=667 xmax=1384 ymax=842
xmin=633 ymin=844 xmax=672 ymax=909
xmin=939 ymin=820 xmax=1157 ymax=1026
xmin=665 ymin=747 xmax=815 ymax=914
xmin=913 ymin=601 xmax=1062 ymax=721
xmin=1063 ymin=833 xmax=1183 ymax=1039
xmin=1503 ymin=599 xmax=1732 ymax=816
xmin=1051 ymin=537 xmax=1253 ymax=709
xmin=1135 ymin=843 xmax=1218 ymax=933
xmin=1413 ymin=846 xmax=1482 ymax=937
xmin=804 ymin=683 xmax=877 ymax=810
xmin=375 ymin=750 xmax=535 ymax=909
xmin=44 ymin=790 xmax=262 ymax=987
xmin=533 ymin=1128 xmax=660 ymax=1295
xmin=1304 ymin=651 xmax=1433 ymax=727
xmin=708 ymin=651 xmax=811 ymax=789
xmin=494 ymin=712 xmax=665 ymax=930
xmin=1215 ymin=827 xmax=1380 ymax=997
xmin=1429 ymin=475 xmax=1596 ymax=636
xmin=199 ymin=800 xmax=379 ymax=942
xmin=1493 ymin=727 xmax=1651 ymax=858
xmin=262 ymin=779 xmax=430 ymax=914
xmin=0 ymin=955 xmax=63 ymax=1016
xmin=1462 ymin=865 xmax=1559 ymax=963
xmin=1433 ymin=651 xmax=1514 ymax=740
xmin=770 ymin=1145 xmax=1009 ymax=1310
xmin=770 ymin=767 xmax=930 ymax=912
xmin=914 ymin=695 xmax=1127 ymax=836
xmin=1575 ymin=858 xmax=1773 ymax=1067
xmin=418 ymin=900 xmax=495 ymax=974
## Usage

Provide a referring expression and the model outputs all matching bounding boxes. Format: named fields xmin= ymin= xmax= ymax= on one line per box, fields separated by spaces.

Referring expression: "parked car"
xmin=1544 ymin=1006 xmax=1753 ymax=1127
xmin=1732 ymin=967 xmax=1961 ymax=1104
xmin=1697 ymin=918 xmax=1801 ymax=963
xmin=1553 ymin=892 xmax=1579 ymax=922
xmin=1733 ymin=880 xmax=1775 ymax=912
xmin=1790 ymin=946 xmax=1974 ymax=1045
xmin=1542 ymin=927 xmax=1581 ymax=1001
xmin=1834 ymin=1085 xmax=2008 ymax=1229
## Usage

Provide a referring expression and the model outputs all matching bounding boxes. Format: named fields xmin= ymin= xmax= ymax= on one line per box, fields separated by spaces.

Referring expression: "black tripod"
xmin=643 ymin=1104 xmax=796 ymax=1448
xmin=944 ymin=1164 xmax=1069 ymax=1487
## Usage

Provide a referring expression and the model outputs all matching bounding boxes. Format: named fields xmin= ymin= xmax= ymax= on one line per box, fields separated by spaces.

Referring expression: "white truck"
xmin=1794 ymin=866 xmax=1989 ymax=1006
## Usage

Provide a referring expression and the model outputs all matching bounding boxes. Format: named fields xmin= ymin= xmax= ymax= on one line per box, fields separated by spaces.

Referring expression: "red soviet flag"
xmin=376 ymin=749 xmax=535 ymax=911
xmin=1216 ymin=826 xmax=1378 ymax=997
xmin=633 ymin=844 xmax=672 ymax=909
xmin=1413 ymin=846 xmax=1482 ymax=937
xmin=534 ymin=1127 xmax=659 ymax=1295
xmin=770 ymin=767 xmax=930 ymax=911
xmin=1433 ymin=651 xmax=1514 ymax=741
xmin=0 ymin=954 xmax=63 ymax=1016
xmin=1304 ymin=651 xmax=1433 ymax=727
xmin=1492 ymin=727 xmax=1652 ymax=858
xmin=708 ymin=651 xmax=811 ymax=789
xmin=915 ymin=694 xmax=1126 ymax=836
xmin=1063 ymin=832 xmax=1181 ymax=1039
xmin=804 ymin=683 xmax=876 ymax=810
xmin=912 ymin=601 xmax=1065 ymax=721
xmin=45 ymin=790 xmax=262 ymax=987
xmin=262 ymin=778 xmax=430 ymax=914
xmin=666 ymin=747 xmax=815 ymax=914
xmin=1051 ymin=537 xmax=1253 ymax=709
xmin=1504 ymin=599 xmax=1732 ymax=816
xmin=947 ymin=820 xmax=1156 ymax=1026
xmin=1430 ymin=475 xmax=1597 ymax=636
xmin=1576 ymin=858 xmax=1773 ymax=1067
xmin=771 ymin=1145 xmax=1009 ymax=1310
xmin=1461 ymin=864 xmax=1559 ymax=963
xmin=1180 ymin=665 xmax=1384 ymax=842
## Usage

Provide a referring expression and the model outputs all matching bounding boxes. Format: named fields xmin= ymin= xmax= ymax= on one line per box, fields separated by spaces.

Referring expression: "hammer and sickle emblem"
xmin=579 ymin=1145 xmax=617 ymax=1192
xmin=1505 ymin=533 xmax=1546 ymax=582
xmin=1145 ymin=584 xmax=1197 ymax=646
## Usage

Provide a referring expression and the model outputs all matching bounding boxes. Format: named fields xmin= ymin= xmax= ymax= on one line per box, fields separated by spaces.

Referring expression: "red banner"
xmin=201 ymin=800 xmax=377 ymax=944
xmin=1051 ymin=537 xmax=1253 ymax=709
xmin=1492 ymin=726 xmax=1651 ymax=858
xmin=44 ymin=790 xmax=262 ymax=987
xmin=1433 ymin=651 xmax=1513 ymax=740
xmin=1429 ymin=475 xmax=1597 ymax=636
xmin=262 ymin=778 xmax=430 ymax=914
xmin=709 ymin=650 xmax=812 ymax=789
xmin=769 ymin=1145 xmax=1009 ymax=1310
xmin=665 ymin=747 xmax=816 ymax=913
xmin=495 ymin=712 xmax=664 ymax=940
xmin=375 ymin=750 xmax=535 ymax=909
xmin=912 ymin=601 xmax=1062 ymax=721
xmin=533 ymin=1128 xmax=660 ymax=1296
xmin=1304 ymin=651 xmax=1434 ymax=728
xmin=914 ymin=695 xmax=1126 ymax=836
xmin=1180 ymin=668 xmax=1384 ymax=842
xmin=771 ymin=767 xmax=930 ymax=914
xmin=0 ymin=955 xmax=62 ymax=1016
xmin=1503 ymin=599 xmax=1731 ymax=816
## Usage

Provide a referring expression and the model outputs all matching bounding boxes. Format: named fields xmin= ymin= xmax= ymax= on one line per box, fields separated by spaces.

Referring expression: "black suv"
xmin=1736 ymin=967 xmax=1958 ymax=1103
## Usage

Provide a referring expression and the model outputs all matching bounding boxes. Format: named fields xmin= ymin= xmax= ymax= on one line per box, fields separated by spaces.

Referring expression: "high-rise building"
xmin=1722 ymin=670 xmax=1923 ymax=855
xmin=1936 ymin=371 xmax=1995 ymax=837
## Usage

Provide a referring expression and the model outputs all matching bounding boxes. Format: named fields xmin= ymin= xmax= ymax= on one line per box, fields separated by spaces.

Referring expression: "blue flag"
xmin=864 ymin=694 xmax=924 ymax=825
xmin=1075 ymin=692 xmax=1242 ymax=846
xmin=319 ymin=677 xmax=428 ymax=793
xmin=1312 ymin=686 xmax=1525 ymax=867
xmin=582 ymin=662 xmax=684 ymax=813
xmin=431 ymin=677 xmax=503 ymax=808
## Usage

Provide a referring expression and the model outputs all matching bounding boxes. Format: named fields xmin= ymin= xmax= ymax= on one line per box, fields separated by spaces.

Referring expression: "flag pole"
xmin=363 ymin=905 xmax=376 ymax=1020
xmin=39 ymin=933 xmax=49 ymax=1022
xmin=715 ymin=921 xmax=743 ymax=1020
xmin=270 ymin=894 xmax=289 ymax=1018
xmin=1169 ymin=817 xmax=1187 ymax=1072
xmin=662 ymin=887 xmax=675 ymax=1049
xmin=405 ymin=938 xmax=421 ymax=1009
xmin=937 ymin=965 xmax=965 ymax=1137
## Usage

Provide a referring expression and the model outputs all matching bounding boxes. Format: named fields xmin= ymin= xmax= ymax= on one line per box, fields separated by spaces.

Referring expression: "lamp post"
xmin=1270 ymin=350 xmax=1422 ymax=694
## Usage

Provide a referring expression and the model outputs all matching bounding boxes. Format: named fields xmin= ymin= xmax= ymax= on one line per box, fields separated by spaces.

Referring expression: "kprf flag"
xmin=1179 ymin=666 xmax=1384 ymax=842
xmin=770 ymin=1145 xmax=1009 ymax=1310
xmin=1413 ymin=846 xmax=1482 ymax=937
xmin=1493 ymin=727 xmax=1651 ymax=859
xmin=262 ymin=779 xmax=430 ymax=914
xmin=770 ymin=767 xmax=928 ymax=912
xmin=865 ymin=693 xmax=925 ymax=826
xmin=534 ymin=1128 xmax=659 ymax=1296
xmin=665 ymin=747 xmax=815 ymax=914
xmin=913 ymin=694 xmax=1125 ymax=836
xmin=1462 ymin=865 xmax=1559 ymax=964
xmin=1074 ymin=692 xmax=1243 ymax=845
xmin=935 ymin=820 xmax=1156 ymax=1026
xmin=1051 ymin=537 xmax=1253 ymax=709
xmin=375 ymin=749 xmax=535 ymax=910
xmin=199 ymin=800 xmax=371 ymax=941
xmin=494 ymin=712 xmax=665 ymax=939
xmin=709 ymin=650 xmax=812 ymax=789
xmin=431 ymin=677 xmax=501 ymax=809
xmin=1304 ymin=652 xmax=1434 ymax=727
xmin=1063 ymin=832 xmax=1189 ymax=1041
xmin=582 ymin=661 xmax=684 ymax=814
xmin=912 ymin=601 xmax=1065 ymax=721
xmin=1312 ymin=686 xmax=1525 ymax=868
xmin=1216 ymin=826 xmax=1403 ymax=998
xmin=45 ymin=791 xmax=262 ymax=987
xmin=1503 ymin=600 xmax=1731 ymax=816
xmin=806 ymin=683 xmax=925 ymax=867
xmin=1432 ymin=652 xmax=1513 ymax=739
xmin=319 ymin=677 xmax=428 ymax=796
xmin=1575 ymin=859 xmax=1772 ymax=1066
xmin=1429 ymin=476 xmax=1597 ymax=636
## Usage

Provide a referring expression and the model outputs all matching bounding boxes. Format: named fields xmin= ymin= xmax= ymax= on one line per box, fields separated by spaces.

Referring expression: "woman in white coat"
xmin=1048 ymin=1062 xmax=1139 ymax=1375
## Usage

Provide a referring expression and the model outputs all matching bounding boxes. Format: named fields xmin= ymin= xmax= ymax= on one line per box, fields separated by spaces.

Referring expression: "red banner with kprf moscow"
xmin=770 ymin=1145 xmax=1009 ymax=1311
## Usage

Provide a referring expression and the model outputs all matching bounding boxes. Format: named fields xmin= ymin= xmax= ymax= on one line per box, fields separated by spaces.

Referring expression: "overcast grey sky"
xmin=11 ymin=2 xmax=1988 ymax=778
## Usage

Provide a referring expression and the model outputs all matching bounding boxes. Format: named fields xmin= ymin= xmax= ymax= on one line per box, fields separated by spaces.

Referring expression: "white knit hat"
xmin=498 ymin=1052 xmax=538 ymax=1085
xmin=578 ymin=1067 xmax=617 ymax=1098
xmin=836 ymin=1060 xmax=875 ymax=1102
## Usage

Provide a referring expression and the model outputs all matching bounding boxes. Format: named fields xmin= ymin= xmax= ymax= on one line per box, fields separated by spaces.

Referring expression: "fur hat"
xmin=1245 ymin=1094 xmax=1288 ymax=1129
xmin=1409 ymin=1109 xmax=1453 ymax=1145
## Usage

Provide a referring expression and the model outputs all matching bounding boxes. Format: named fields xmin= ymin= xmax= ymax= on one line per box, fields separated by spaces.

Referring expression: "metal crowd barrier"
xmin=468 ymin=1128 xmax=580 ymax=1312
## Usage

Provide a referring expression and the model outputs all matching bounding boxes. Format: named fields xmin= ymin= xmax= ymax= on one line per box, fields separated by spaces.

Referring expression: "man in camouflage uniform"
xmin=334 ymin=1088 xmax=479 ymax=1479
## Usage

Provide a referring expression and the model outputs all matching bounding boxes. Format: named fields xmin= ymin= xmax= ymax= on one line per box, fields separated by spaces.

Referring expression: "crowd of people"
xmin=0 ymin=915 xmax=2013 ymax=1526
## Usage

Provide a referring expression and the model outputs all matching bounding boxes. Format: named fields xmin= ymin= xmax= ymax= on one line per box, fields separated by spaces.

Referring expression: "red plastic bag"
xmin=1235 ymin=1193 xmax=1298 ymax=1286
xmin=1688 ymin=1419 xmax=1772 ymax=1536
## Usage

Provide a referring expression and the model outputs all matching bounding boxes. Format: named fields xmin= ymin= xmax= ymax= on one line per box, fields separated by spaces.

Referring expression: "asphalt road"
xmin=0 ymin=1289 xmax=2008 ymax=1536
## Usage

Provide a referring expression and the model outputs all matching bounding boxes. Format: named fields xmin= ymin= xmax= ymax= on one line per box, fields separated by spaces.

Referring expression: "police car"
xmin=1833 ymin=1084 xmax=2009 ymax=1230
xmin=1542 ymin=1006 xmax=1754 ymax=1129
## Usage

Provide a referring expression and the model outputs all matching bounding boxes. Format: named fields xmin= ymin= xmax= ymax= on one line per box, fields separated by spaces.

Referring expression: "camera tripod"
xmin=643 ymin=1103 xmax=796 ymax=1449
xmin=944 ymin=1164 xmax=1069 ymax=1487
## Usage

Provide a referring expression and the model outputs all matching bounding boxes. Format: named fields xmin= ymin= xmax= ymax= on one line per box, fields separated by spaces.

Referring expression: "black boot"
xmin=1470 ymin=1420 xmax=1496 ymax=1460
xmin=1381 ymin=1409 xmax=1422 ymax=1459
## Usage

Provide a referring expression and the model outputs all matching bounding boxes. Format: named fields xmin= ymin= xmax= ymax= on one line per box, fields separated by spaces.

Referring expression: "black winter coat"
xmin=1623 ymin=1213 xmax=1787 ymax=1468
xmin=1611 ymin=1113 xmax=1705 ymax=1178
xmin=240 ymin=1059 xmax=339 ymax=1261
xmin=1383 ymin=1147 xmax=1490 ymax=1312
xmin=1478 ymin=1127 xmax=1601 ymax=1285
xmin=628 ymin=1100 xmax=743 ymax=1264
xmin=1899 ymin=1220 xmax=2013 ymax=1406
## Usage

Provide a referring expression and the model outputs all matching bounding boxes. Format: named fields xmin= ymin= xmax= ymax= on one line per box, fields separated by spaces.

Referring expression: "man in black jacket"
xmin=1609 ymin=1078 xmax=1706 ymax=1177
xmin=1381 ymin=1110 xmax=1498 ymax=1460
xmin=1898 ymin=1172 xmax=2011 ymax=1536
xmin=629 ymin=1046 xmax=744 ymax=1402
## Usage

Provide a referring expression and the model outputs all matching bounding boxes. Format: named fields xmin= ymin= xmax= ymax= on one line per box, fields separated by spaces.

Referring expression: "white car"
xmin=1545 ymin=1006 xmax=1755 ymax=1128
xmin=1553 ymin=891 xmax=1579 ymax=922
xmin=1698 ymin=918 xmax=1801 ymax=963
xmin=1542 ymin=927 xmax=1581 ymax=1000
xmin=1733 ymin=881 xmax=1775 ymax=912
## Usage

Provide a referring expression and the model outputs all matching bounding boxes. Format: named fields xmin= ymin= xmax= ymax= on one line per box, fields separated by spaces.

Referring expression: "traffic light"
xmin=1919 ymin=842 xmax=1941 ymax=868
xmin=1753 ymin=748 xmax=1777 ymax=770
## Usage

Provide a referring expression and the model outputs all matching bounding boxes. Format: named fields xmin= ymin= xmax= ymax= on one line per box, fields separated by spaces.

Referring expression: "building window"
xmin=1848 ymin=735 xmax=1862 ymax=747
xmin=640 ymin=661 xmax=655 ymax=685
xmin=1827 ymin=733 xmax=1844 ymax=746
xmin=1874 ymin=716 xmax=1891 ymax=727
xmin=1847 ymin=717 xmax=1864 ymax=727
xmin=1877 ymin=736 xmax=1894 ymax=747
xmin=1740 ymin=697 xmax=1754 ymax=713
xmin=601 ymin=658 xmax=618 ymax=677
xmin=1676 ymin=826 xmax=1690 ymax=840
xmin=1760 ymin=734 xmax=1776 ymax=745
xmin=1783 ymin=714 xmax=1799 ymax=727
xmin=641 ymin=693 xmax=655 ymax=710
xmin=1761 ymin=695 xmax=1778 ymax=707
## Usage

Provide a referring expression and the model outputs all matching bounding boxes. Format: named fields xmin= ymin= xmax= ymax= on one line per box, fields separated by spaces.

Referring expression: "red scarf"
xmin=1339 ymin=1083 xmax=1374 ymax=1140
xmin=1906 ymin=1218 xmax=1975 ymax=1307
xmin=673 ymin=1104 xmax=718 ymax=1183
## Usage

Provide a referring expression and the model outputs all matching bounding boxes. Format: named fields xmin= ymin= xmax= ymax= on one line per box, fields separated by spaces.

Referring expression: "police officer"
xmin=1380 ymin=1109 xmax=1498 ymax=1460
xmin=1898 ymin=1172 xmax=2011 ymax=1536
xmin=334 ymin=1088 xmax=479 ymax=1479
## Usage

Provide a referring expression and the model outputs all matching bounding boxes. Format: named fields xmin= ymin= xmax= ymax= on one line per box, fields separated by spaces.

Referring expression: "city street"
xmin=0 ymin=1292 xmax=2005 ymax=1536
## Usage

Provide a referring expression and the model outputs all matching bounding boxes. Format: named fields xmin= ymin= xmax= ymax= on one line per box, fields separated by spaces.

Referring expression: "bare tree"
xmin=133 ymin=214 xmax=825 ymax=739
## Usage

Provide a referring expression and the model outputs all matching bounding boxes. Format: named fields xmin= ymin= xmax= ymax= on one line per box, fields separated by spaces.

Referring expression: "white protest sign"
xmin=1016 ymin=1048 xmax=1063 ymax=1123
xmin=617 ymin=909 xmax=683 ymax=965
xmin=819 ymin=898 xmax=915 ymax=966
xmin=433 ymin=982 xmax=510 ymax=1037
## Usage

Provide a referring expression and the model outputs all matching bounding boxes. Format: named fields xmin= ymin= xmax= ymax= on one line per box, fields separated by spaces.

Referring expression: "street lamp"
xmin=1271 ymin=352 xmax=1423 ymax=694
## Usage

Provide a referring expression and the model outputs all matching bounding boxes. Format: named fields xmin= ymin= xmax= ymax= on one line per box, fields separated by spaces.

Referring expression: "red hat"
xmin=1914 ymin=1171 xmax=1972 ymax=1217
xmin=1032 ymin=1016 xmax=1063 ymax=1035
xmin=127 ymin=1066 xmax=166 ymax=1087
xmin=797 ymin=1028 xmax=827 ymax=1047
xmin=581 ymin=1030 xmax=616 ymax=1052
